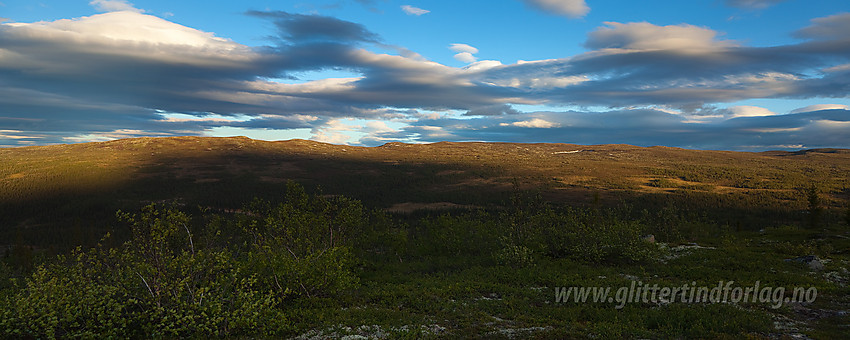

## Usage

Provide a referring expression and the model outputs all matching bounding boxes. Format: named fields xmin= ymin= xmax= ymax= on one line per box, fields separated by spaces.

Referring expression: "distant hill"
xmin=2 ymin=136 xmax=849 ymax=248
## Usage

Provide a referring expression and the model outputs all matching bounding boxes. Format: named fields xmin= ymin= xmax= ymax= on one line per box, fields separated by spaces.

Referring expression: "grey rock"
xmin=785 ymin=255 xmax=825 ymax=271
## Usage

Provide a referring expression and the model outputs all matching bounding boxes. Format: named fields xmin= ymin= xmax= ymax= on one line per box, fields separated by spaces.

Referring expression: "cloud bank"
xmin=0 ymin=8 xmax=849 ymax=150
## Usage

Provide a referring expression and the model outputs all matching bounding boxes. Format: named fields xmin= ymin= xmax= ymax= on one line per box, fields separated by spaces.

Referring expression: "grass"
xmin=282 ymin=241 xmax=831 ymax=338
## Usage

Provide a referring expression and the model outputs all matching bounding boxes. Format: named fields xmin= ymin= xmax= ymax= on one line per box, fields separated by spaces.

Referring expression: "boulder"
xmin=785 ymin=255 xmax=825 ymax=271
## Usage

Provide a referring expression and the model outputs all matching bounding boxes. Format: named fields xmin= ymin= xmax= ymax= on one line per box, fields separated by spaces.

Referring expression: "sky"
xmin=1 ymin=0 xmax=849 ymax=150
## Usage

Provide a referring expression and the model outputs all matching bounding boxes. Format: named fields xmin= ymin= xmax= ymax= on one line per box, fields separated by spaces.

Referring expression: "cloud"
xmin=465 ymin=104 xmax=520 ymax=116
xmin=449 ymin=44 xmax=479 ymax=63
xmin=584 ymin=22 xmax=737 ymax=51
xmin=793 ymin=12 xmax=850 ymax=41
xmin=372 ymin=108 xmax=850 ymax=150
xmin=310 ymin=118 xmax=357 ymax=144
xmin=0 ymin=11 xmax=340 ymax=145
xmin=449 ymin=43 xmax=479 ymax=54
xmin=0 ymin=11 xmax=252 ymax=60
xmin=468 ymin=17 xmax=850 ymax=108
xmin=463 ymin=60 xmax=503 ymax=72
xmin=64 ymin=128 xmax=173 ymax=143
xmin=89 ymin=0 xmax=143 ymax=13
xmin=522 ymin=0 xmax=589 ymax=19
xmin=2 ymin=10 xmax=850 ymax=149
xmin=501 ymin=118 xmax=559 ymax=128
xmin=401 ymin=5 xmax=430 ymax=16
xmin=790 ymin=104 xmax=849 ymax=114
xmin=247 ymin=11 xmax=380 ymax=43
xmin=453 ymin=52 xmax=477 ymax=63
xmin=727 ymin=105 xmax=776 ymax=117
xmin=449 ymin=43 xmax=480 ymax=63
xmin=725 ymin=0 xmax=785 ymax=10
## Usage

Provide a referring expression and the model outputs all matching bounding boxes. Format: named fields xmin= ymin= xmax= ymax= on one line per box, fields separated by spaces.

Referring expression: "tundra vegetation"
xmin=1 ymin=137 xmax=849 ymax=338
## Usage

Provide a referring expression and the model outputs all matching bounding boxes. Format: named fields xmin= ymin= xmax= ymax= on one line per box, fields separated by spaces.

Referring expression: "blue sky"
xmin=1 ymin=0 xmax=849 ymax=150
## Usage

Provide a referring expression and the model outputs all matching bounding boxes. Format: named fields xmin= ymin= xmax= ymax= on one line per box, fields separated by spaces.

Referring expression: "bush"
xmin=501 ymin=193 xmax=658 ymax=264
xmin=494 ymin=236 xmax=536 ymax=268
xmin=239 ymin=181 xmax=364 ymax=298
xmin=2 ymin=254 xmax=130 ymax=339
xmin=648 ymin=178 xmax=678 ymax=188
xmin=2 ymin=205 xmax=290 ymax=338
xmin=413 ymin=213 xmax=499 ymax=258
xmin=543 ymin=216 xmax=657 ymax=263
xmin=803 ymin=184 xmax=824 ymax=229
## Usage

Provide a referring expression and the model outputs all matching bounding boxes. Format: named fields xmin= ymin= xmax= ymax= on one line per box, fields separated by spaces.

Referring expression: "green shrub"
xmin=648 ymin=178 xmax=678 ymax=188
xmin=413 ymin=213 xmax=499 ymax=258
xmin=239 ymin=181 xmax=363 ymax=298
xmin=2 ymin=253 xmax=130 ymax=339
xmin=500 ymin=197 xmax=658 ymax=264
xmin=2 ymin=204 xmax=291 ymax=338
xmin=494 ymin=236 xmax=536 ymax=268
xmin=806 ymin=185 xmax=823 ymax=229
xmin=544 ymin=217 xmax=656 ymax=263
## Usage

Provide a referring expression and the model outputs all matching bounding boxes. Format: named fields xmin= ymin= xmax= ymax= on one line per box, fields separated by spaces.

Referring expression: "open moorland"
xmin=1 ymin=136 xmax=849 ymax=338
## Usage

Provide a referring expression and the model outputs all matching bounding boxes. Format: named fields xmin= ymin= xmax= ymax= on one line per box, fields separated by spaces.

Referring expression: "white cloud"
xmin=489 ymin=74 xmax=587 ymax=89
xmin=453 ymin=52 xmax=477 ymax=63
xmin=64 ymin=129 xmax=172 ymax=143
xmin=586 ymin=22 xmax=736 ymax=51
xmin=727 ymin=105 xmax=776 ymax=118
xmin=0 ymin=11 xmax=255 ymax=68
xmin=501 ymin=118 xmax=560 ymax=128
xmin=246 ymin=77 xmax=362 ymax=95
xmin=401 ymin=5 xmax=430 ymax=16
xmin=790 ymin=104 xmax=849 ymax=114
xmin=363 ymin=121 xmax=395 ymax=133
xmin=358 ymin=120 xmax=399 ymax=144
xmin=3 ymin=12 xmax=230 ymax=49
xmin=449 ymin=43 xmax=478 ymax=54
xmin=310 ymin=119 xmax=358 ymax=144
xmin=0 ymin=129 xmax=40 ymax=140
xmin=450 ymin=44 xmax=480 ymax=63
xmin=463 ymin=60 xmax=503 ymax=72
xmin=89 ymin=0 xmax=144 ymax=13
xmin=522 ymin=0 xmax=589 ymax=19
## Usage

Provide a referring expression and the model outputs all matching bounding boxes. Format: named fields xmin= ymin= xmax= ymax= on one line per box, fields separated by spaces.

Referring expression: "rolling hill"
xmin=1 ymin=137 xmax=849 ymax=338
xmin=2 ymin=136 xmax=848 ymax=242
